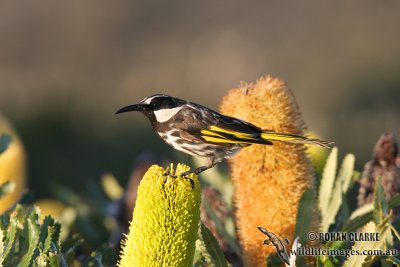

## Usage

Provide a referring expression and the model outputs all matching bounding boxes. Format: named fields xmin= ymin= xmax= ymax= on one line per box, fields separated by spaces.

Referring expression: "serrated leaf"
xmin=0 ymin=134 xmax=12 ymax=154
xmin=343 ymin=194 xmax=400 ymax=233
xmin=47 ymin=253 xmax=61 ymax=267
xmin=343 ymin=221 xmax=391 ymax=267
xmin=39 ymin=216 xmax=56 ymax=253
xmin=18 ymin=211 xmax=40 ymax=267
xmin=2 ymin=206 xmax=21 ymax=264
xmin=319 ymin=148 xmax=355 ymax=232
xmin=198 ymin=222 xmax=228 ymax=267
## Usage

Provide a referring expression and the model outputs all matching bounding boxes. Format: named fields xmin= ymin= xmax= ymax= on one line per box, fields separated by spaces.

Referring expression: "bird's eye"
xmin=152 ymin=99 xmax=163 ymax=109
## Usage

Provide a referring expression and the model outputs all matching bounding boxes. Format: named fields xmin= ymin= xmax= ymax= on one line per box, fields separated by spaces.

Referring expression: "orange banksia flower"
xmin=220 ymin=76 xmax=316 ymax=267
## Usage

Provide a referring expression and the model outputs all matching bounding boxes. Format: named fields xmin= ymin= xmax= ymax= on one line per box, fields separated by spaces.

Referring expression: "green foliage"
xmin=203 ymin=199 xmax=241 ymax=257
xmin=294 ymin=188 xmax=315 ymax=267
xmin=196 ymin=222 xmax=229 ymax=267
xmin=318 ymin=147 xmax=356 ymax=232
xmin=0 ymin=204 xmax=112 ymax=267
xmin=343 ymin=195 xmax=400 ymax=233
xmin=373 ymin=177 xmax=389 ymax=224
xmin=316 ymin=157 xmax=400 ymax=267
xmin=295 ymin=188 xmax=316 ymax=245
xmin=2 ymin=139 xmax=400 ymax=266
xmin=342 ymin=180 xmax=398 ymax=267
xmin=342 ymin=220 xmax=391 ymax=267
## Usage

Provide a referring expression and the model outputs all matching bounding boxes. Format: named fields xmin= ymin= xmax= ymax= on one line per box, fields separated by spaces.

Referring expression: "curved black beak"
xmin=115 ymin=104 xmax=147 ymax=114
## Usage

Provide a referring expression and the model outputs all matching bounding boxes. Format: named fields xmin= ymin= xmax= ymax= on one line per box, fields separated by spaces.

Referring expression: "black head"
xmin=116 ymin=94 xmax=187 ymax=124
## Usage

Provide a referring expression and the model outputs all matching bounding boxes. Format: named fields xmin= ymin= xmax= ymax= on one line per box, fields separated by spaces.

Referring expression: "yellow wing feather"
xmin=208 ymin=126 xmax=258 ymax=140
xmin=202 ymin=136 xmax=254 ymax=144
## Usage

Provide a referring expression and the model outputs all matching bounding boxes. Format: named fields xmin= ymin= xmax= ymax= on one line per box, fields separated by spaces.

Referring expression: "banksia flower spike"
xmin=220 ymin=76 xmax=316 ymax=267
xmin=0 ymin=114 xmax=26 ymax=214
xmin=118 ymin=164 xmax=201 ymax=267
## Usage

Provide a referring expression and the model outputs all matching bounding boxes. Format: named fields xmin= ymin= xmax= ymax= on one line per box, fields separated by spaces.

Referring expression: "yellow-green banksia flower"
xmin=220 ymin=76 xmax=316 ymax=267
xmin=118 ymin=164 xmax=201 ymax=267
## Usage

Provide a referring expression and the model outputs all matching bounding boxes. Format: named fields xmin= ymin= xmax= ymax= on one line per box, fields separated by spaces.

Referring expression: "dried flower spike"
xmin=358 ymin=132 xmax=400 ymax=207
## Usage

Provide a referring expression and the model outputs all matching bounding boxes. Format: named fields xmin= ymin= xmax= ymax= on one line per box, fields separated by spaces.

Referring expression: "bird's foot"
xmin=179 ymin=171 xmax=195 ymax=189
xmin=163 ymin=166 xmax=176 ymax=177
xmin=184 ymin=176 xmax=195 ymax=189
xmin=162 ymin=167 xmax=176 ymax=183
xmin=162 ymin=169 xmax=194 ymax=189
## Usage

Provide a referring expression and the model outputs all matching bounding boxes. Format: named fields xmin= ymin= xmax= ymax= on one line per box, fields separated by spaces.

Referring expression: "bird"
xmin=116 ymin=94 xmax=333 ymax=177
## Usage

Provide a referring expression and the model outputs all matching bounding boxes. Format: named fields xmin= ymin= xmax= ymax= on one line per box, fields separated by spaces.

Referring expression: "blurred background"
xmin=1 ymin=1 xmax=399 ymax=199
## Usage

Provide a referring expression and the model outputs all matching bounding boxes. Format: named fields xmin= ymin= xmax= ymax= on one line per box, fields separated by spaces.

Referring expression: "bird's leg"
xmin=162 ymin=165 xmax=176 ymax=183
xmin=162 ymin=165 xmax=194 ymax=188
xmin=167 ymin=158 xmax=217 ymax=189
xmin=180 ymin=158 xmax=217 ymax=177
xmin=181 ymin=165 xmax=212 ymax=176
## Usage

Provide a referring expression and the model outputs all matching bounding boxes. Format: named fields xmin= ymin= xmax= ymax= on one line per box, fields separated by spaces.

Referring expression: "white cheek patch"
xmin=154 ymin=107 xmax=183 ymax=123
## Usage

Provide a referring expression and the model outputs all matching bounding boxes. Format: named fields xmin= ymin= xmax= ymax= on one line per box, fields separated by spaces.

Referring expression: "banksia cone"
xmin=220 ymin=76 xmax=316 ymax=267
xmin=0 ymin=115 xmax=26 ymax=214
xmin=118 ymin=164 xmax=200 ymax=267
xmin=357 ymin=132 xmax=400 ymax=207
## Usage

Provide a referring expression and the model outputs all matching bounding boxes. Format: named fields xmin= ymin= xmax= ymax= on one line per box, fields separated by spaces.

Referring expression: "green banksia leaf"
xmin=374 ymin=177 xmax=389 ymax=225
xmin=197 ymin=222 xmax=228 ymax=267
xmin=319 ymin=148 xmax=355 ymax=232
xmin=203 ymin=199 xmax=241 ymax=256
xmin=2 ymin=205 xmax=23 ymax=265
xmin=319 ymin=148 xmax=338 ymax=215
xmin=343 ymin=195 xmax=400 ymax=233
xmin=18 ymin=210 xmax=40 ymax=267
xmin=295 ymin=188 xmax=315 ymax=245
xmin=343 ymin=221 xmax=391 ymax=267
xmin=118 ymin=164 xmax=201 ymax=267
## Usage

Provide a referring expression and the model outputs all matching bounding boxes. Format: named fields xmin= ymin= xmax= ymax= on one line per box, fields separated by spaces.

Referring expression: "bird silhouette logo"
xmin=257 ymin=226 xmax=291 ymax=265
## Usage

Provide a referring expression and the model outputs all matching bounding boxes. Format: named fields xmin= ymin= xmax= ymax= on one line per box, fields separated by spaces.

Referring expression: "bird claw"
xmin=162 ymin=168 xmax=194 ymax=189
xmin=185 ymin=177 xmax=195 ymax=189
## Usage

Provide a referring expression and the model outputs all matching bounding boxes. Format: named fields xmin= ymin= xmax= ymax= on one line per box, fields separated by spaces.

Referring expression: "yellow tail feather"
xmin=261 ymin=132 xmax=333 ymax=148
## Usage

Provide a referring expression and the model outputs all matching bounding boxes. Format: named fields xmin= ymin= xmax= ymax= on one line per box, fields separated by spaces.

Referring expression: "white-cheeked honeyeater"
xmin=116 ymin=94 xmax=333 ymax=177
